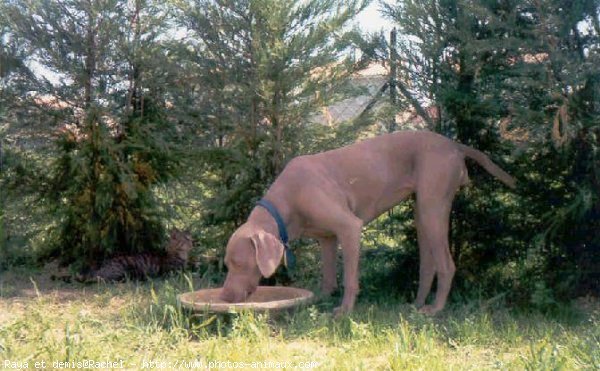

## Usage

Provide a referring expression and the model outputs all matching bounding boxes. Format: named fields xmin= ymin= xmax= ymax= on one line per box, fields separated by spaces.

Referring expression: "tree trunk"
xmin=84 ymin=4 xmax=96 ymax=115
xmin=389 ymin=28 xmax=398 ymax=133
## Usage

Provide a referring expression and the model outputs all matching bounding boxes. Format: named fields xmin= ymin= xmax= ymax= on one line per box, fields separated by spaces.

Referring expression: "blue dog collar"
xmin=256 ymin=199 xmax=296 ymax=270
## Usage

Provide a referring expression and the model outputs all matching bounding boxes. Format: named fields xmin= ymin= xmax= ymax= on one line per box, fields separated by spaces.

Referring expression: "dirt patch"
xmin=0 ymin=263 xmax=143 ymax=324
xmin=0 ymin=262 xmax=89 ymax=301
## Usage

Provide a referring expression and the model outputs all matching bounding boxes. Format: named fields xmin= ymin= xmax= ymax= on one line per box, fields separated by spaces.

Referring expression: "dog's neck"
xmin=247 ymin=194 xmax=301 ymax=241
xmin=247 ymin=204 xmax=283 ymax=238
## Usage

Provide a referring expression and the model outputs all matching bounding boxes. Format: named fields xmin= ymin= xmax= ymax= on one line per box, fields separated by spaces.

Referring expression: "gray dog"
xmin=220 ymin=131 xmax=515 ymax=316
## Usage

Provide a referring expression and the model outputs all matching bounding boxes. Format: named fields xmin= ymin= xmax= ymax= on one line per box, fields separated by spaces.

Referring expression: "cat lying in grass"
xmin=53 ymin=229 xmax=193 ymax=283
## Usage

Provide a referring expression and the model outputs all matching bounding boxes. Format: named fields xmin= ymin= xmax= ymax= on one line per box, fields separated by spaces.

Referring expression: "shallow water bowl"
xmin=178 ymin=286 xmax=314 ymax=313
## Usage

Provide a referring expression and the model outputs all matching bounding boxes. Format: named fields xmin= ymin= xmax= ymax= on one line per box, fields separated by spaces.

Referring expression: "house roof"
xmin=311 ymin=62 xmax=389 ymax=125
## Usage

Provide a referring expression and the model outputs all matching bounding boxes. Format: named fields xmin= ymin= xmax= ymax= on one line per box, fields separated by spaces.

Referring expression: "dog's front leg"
xmin=318 ymin=237 xmax=338 ymax=296
xmin=333 ymin=217 xmax=363 ymax=317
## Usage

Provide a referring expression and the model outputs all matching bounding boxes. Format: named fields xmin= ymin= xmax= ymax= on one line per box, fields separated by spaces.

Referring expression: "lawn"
xmin=0 ymin=266 xmax=598 ymax=370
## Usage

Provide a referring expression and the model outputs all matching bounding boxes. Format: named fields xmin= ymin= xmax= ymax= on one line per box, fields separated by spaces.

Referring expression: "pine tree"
xmin=2 ymin=0 xmax=179 ymax=268
xmin=382 ymin=0 xmax=600 ymax=300
xmin=175 ymin=0 xmax=367 ymax=228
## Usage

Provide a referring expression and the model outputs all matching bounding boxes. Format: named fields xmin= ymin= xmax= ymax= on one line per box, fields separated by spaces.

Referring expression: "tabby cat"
xmin=75 ymin=229 xmax=193 ymax=282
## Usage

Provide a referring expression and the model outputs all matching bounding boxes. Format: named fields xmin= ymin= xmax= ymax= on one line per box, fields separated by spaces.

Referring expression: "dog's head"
xmin=219 ymin=225 xmax=284 ymax=302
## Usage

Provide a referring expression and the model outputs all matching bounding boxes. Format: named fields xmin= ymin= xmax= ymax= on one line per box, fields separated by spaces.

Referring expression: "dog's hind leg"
xmin=415 ymin=197 xmax=455 ymax=315
xmin=414 ymin=208 xmax=435 ymax=308
xmin=414 ymin=156 xmax=463 ymax=315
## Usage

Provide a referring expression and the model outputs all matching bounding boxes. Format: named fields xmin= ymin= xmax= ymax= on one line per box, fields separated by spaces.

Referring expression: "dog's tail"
xmin=458 ymin=144 xmax=516 ymax=189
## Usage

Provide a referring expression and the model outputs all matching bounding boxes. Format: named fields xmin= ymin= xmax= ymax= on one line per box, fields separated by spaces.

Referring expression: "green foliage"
xmin=0 ymin=207 xmax=5 ymax=267
xmin=45 ymin=108 xmax=178 ymax=268
xmin=513 ymin=142 xmax=599 ymax=302
xmin=380 ymin=0 xmax=600 ymax=304
xmin=0 ymin=144 xmax=54 ymax=269
xmin=0 ymin=0 xmax=187 ymax=269
xmin=175 ymin=0 xmax=368 ymax=234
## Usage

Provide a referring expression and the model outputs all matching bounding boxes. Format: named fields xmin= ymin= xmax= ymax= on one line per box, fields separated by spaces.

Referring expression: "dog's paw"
xmin=332 ymin=305 xmax=350 ymax=318
xmin=417 ymin=305 xmax=441 ymax=316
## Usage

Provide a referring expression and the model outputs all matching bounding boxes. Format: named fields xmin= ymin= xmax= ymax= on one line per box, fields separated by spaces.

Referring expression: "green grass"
xmin=0 ymin=268 xmax=598 ymax=370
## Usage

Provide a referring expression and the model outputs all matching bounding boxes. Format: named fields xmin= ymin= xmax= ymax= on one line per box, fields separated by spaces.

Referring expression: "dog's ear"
xmin=250 ymin=231 xmax=284 ymax=278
